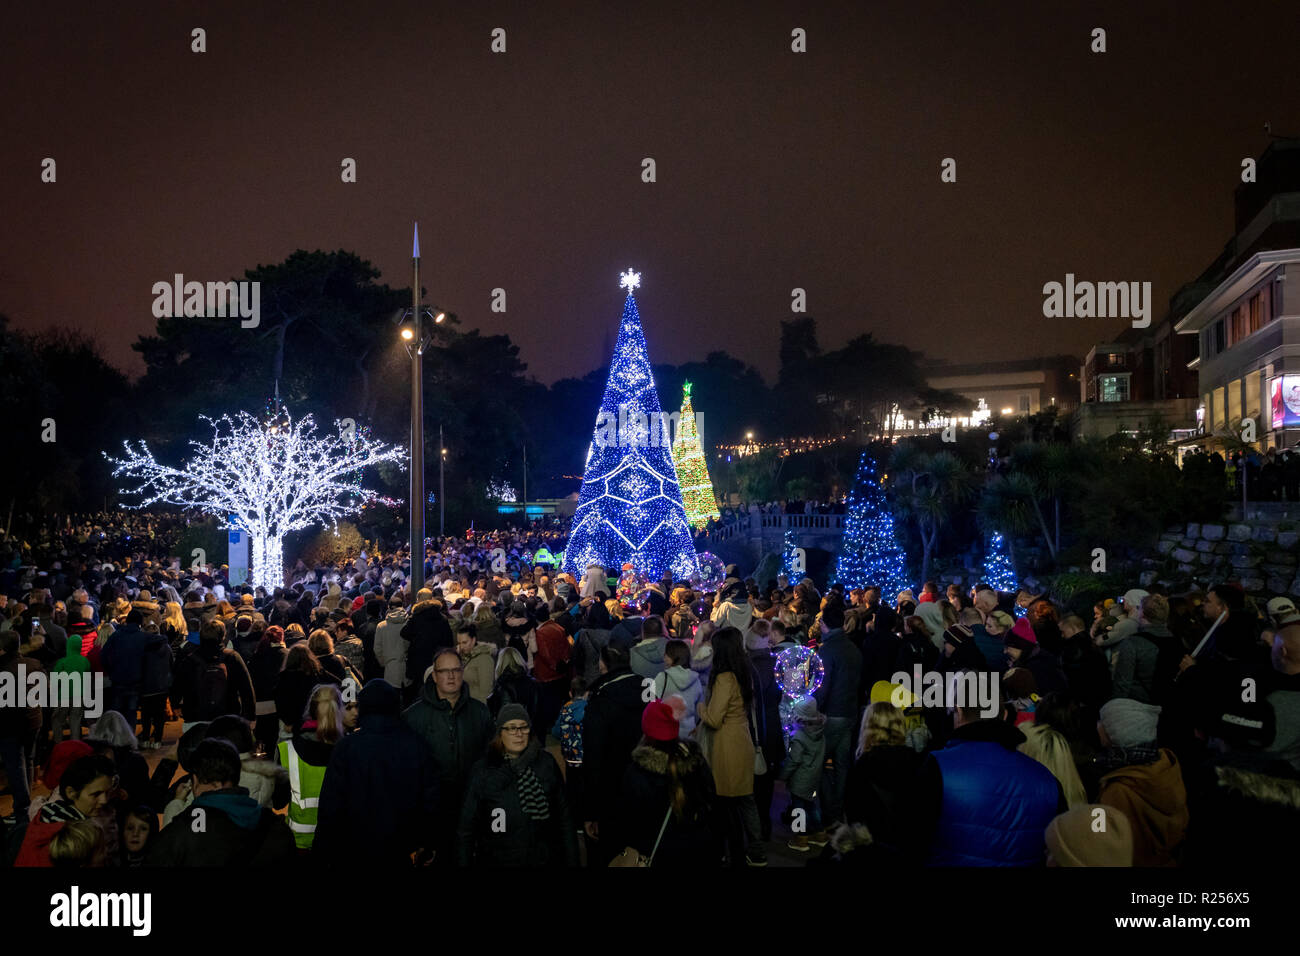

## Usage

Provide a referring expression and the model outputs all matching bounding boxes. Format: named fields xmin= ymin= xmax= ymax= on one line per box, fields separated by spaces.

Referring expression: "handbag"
xmin=608 ymin=804 xmax=673 ymax=867
xmin=750 ymin=706 xmax=768 ymax=776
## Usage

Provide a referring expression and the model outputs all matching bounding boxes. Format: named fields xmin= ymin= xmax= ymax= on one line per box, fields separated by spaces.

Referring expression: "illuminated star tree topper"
xmin=106 ymin=411 xmax=406 ymax=590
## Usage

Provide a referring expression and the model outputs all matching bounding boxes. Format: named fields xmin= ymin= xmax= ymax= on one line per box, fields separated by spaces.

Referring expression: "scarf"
xmin=507 ymin=745 xmax=551 ymax=822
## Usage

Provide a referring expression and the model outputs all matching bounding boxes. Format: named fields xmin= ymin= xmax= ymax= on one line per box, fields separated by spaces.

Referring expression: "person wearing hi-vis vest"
xmin=277 ymin=684 xmax=343 ymax=851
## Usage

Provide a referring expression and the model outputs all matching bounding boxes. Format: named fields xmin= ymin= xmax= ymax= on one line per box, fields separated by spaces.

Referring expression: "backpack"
xmin=197 ymin=657 xmax=230 ymax=715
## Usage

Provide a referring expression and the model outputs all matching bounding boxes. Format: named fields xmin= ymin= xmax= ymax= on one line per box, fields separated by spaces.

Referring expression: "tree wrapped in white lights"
xmin=106 ymin=412 xmax=406 ymax=590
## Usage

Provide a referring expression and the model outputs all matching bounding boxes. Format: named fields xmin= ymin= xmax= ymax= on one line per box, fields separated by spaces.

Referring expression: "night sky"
xmin=5 ymin=1 xmax=1300 ymax=385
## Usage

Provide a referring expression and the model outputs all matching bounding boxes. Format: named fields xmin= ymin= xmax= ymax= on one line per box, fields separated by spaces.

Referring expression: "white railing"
xmin=701 ymin=512 xmax=845 ymax=544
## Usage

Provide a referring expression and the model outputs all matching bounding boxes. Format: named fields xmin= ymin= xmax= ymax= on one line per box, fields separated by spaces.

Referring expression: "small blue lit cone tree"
xmin=832 ymin=452 xmax=910 ymax=603
xmin=982 ymin=531 xmax=1018 ymax=593
xmin=562 ymin=271 xmax=700 ymax=581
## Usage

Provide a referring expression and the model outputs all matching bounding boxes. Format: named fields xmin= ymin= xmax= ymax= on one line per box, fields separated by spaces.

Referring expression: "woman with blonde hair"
xmin=1019 ymin=721 xmax=1088 ymax=807
xmin=843 ymin=700 xmax=924 ymax=860
xmin=277 ymin=683 xmax=343 ymax=851
xmin=160 ymin=601 xmax=187 ymax=646
xmin=488 ymin=646 xmax=538 ymax=727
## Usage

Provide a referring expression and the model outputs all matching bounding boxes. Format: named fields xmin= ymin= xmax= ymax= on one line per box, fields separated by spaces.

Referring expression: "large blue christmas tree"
xmin=832 ymin=452 xmax=910 ymax=603
xmin=563 ymin=271 xmax=700 ymax=581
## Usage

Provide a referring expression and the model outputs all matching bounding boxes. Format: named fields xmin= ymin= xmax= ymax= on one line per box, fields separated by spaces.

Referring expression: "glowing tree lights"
xmin=672 ymin=381 xmax=721 ymax=530
xmin=831 ymin=452 xmax=911 ymax=604
xmin=983 ymin=531 xmax=1018 ymax=593
xmin=106 ymin=411 xmax=405 ymax=590
xmin=563 ymin=271 xmax=700 ymax=581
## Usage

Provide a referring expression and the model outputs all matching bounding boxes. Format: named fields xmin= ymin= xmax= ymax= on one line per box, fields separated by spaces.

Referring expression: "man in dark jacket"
xmin=402 ymin=648 xmax=493 ymax=865
xmin=912 ymin=704 xmax=1066 ymax=866
xmin=1111 ymin=594 xmax=1181 ymax=705
xmin=812 ymin=599 xmax=861 ymax=826
xmin=355 ymin=597 xmax=387 ymax=680
xmin=102 ymin=609 xmax=149 ymax=724
xmin=315 ymin=679 xmax=441 ymax=866
xmin=581 ymin=645 xmax=646 ymax=864
xmin=1004 ymin=618 xmax=1069 ymax=697
xmin=747 ymin=624 xmax=785 ymax=840
xmin=147 ymin=738 xmax=296 ymax=866
xmin=401 ymin=594 xmax=454 ymax=706
xmin=1058 ymin=613 xmax=1111 ymax=711
xmin=171 ymin=619 xmax=256 ymax=726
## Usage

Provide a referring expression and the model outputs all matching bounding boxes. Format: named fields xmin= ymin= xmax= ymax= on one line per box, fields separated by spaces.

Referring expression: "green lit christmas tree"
xmin=671 ymin=381 xmax=721 ymax=530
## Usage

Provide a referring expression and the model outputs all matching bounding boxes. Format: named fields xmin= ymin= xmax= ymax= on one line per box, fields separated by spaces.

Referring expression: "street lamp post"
xmin=439 ymin=426 xmax=445 ymax=537
xmin=401 ymin=222 xmax=451 ymax=597
xmin=409 ymin=225 xmax=425 ymax=597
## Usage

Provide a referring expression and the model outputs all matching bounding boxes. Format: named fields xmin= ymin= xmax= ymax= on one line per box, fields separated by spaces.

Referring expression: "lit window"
xmin=1099 ymin=375 xmax=1129 ymax=402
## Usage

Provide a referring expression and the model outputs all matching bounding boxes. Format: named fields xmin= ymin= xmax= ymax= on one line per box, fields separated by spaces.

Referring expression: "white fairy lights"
xmin=105 ymin=412 xmax=406 ymax=590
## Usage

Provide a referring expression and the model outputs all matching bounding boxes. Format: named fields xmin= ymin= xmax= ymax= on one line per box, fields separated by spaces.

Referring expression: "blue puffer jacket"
xmin=924 ymin=719 xmax=1064 ymax=867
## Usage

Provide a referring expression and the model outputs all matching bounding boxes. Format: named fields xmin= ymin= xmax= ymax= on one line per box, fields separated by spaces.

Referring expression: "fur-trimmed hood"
xmin=630 ymin=740 xmax=707 ymax=777
xmin=1214 ymin=765 xmax=1300 ymax=809
xmin=240 ymin=753 xmax=288 ymax=782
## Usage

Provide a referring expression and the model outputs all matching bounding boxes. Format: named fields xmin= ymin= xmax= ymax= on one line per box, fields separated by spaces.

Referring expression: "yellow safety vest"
xmin=278 ymin=739 xmax=327 ymax=849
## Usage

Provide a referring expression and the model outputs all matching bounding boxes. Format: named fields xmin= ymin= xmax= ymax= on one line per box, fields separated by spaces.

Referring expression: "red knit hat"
xmin=642 ymin=700 xmax=679 ymax=742
xmin=1006 ymin=616 xmax=1038 ymax=650
xmin=43 ymin=740 xmax=93 ymax=791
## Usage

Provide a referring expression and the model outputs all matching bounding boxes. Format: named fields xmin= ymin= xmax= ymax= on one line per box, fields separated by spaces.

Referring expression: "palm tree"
xmin=889 ymin=447 xmax=973 ymax=583
xmin=977 ymin=473 xmax=1039 ymax=580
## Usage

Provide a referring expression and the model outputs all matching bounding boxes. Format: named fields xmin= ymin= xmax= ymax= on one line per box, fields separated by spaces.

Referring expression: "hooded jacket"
xmin=373 ymin=608 xmax=410 ymax=688
xmin=147 ymin=787 xmax=296 ymax=866
xmin=1182 ymin=751 xmax=1300 ymax=868
xmin=614 ymin=741 xmax=721 ymax=867
xmin=1097 ymin=747 xmax=1188 ymax=867
xmin=1110 ymin=624 xmax=1177 ymax=704
xmin=239 ymin=752 xmax=290 ymax=809
xmin=629 ymin=635 xmax=668 ymax=679
xmin=782 ymin=717 xmax=826 ymax=799
xmin=654 ymin=665 xmax=704 ymax=738
xmin=461 ymin=642 xmax=496 ymax=703
xmin=457 ymin=739 xmax=578 ymax=867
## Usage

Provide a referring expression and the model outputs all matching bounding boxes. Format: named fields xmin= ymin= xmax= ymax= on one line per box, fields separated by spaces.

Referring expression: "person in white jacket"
xmin=373 ymin=596 xmax=411 ymax=689
xmin=653 ymin=640 xmax=704 ymax=739
xmin=580 ymin=563 xmax=607 ymax=600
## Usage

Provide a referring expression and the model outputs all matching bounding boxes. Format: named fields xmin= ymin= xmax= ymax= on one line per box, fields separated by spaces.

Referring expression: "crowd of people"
xmin=1 ymin=511 xmax=1298 ymax=869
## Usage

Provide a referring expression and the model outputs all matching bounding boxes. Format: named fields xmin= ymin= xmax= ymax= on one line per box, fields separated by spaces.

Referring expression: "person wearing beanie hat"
xmin=1045 ymin=804 xmax=1134 ymax=866
xmin=457 ymin=700 xmax=578 ymax=867
xmin=1003 ymin=617 xmax=1068 ymax=696
xmin=941 ymin=623 xmax=988 ymax=673
xmin=313 ymin=679 xmax=441 ymax=866
xmin=611 ymin=702 xmax=719 ymax=867
xmin=641 ymin=699 xmax=680 ymax=742
xmin=1094 ymin=698 xmax=1188 ymax=866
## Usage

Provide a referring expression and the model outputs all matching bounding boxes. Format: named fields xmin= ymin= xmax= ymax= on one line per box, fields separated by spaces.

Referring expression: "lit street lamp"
xmin=401 ymin=222 xmax=450 ymax=596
